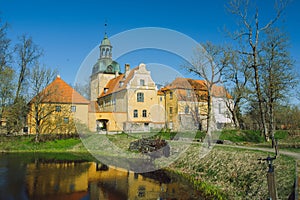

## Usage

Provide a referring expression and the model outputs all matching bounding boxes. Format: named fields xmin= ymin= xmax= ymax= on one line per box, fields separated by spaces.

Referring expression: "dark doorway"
xmin=96 ymin=119 xmax=109 ymax=131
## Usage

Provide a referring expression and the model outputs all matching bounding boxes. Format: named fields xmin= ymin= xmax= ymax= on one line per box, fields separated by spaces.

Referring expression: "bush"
xmin=195 ymin=131 xmax=206 ymax=141
xmin=156 ymin=130 xmax=177 ymax=140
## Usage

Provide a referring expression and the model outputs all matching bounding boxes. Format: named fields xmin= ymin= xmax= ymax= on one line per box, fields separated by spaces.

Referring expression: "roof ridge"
xmin=29 ymin=76 xmax=89 ymax=104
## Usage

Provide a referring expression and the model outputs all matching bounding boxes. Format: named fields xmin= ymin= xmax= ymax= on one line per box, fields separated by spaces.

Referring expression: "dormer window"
xmin=104 ymin=88 xmax=109 ymax=94
xmin=119 ymin=81 xmax=124 ymax=87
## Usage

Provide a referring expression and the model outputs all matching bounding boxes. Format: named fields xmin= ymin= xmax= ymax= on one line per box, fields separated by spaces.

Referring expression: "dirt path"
xmin=221 ymin=144 xmax=300 ymax=159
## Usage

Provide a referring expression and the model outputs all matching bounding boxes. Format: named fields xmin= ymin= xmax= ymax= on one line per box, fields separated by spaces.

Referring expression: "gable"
xmin=30 ymin=76 xmax=90 ymax=105
xmin=98 ymin=63 xmax=158 ymax=100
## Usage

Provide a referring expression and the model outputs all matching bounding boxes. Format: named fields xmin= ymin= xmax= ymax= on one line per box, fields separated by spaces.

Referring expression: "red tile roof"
xmin=160 ymin=77 xmax=194 ymax=90
xmin=211 ymin=85 xmax=232 ymax=98
xmin=160 ymin=78 xmax=232 ymax=99
xmin=30 ymin=76 xmax=89 ymax=104
xmin=98 ymin=66 xmax=138 ymax=98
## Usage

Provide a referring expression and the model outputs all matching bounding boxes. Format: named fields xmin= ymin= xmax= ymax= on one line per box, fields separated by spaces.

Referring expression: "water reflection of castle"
xmin=25 ymin=161 xmax=200 ymax=199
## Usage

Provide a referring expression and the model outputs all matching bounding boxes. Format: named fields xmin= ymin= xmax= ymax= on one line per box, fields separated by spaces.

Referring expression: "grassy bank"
xmin=168 ymin=144 xmax=296 ymax=199
xmin=0 ymin=132 xmax=297 ymax=199
xmin=0 ymin=134 xmax=87 ymax=153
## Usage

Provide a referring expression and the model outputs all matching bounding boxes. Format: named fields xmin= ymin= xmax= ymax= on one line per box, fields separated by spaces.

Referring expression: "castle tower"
xmin=90 ymin=33 xmax=120 ymax=101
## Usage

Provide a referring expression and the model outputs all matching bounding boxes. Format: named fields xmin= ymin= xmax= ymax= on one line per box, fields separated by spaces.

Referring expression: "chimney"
xmin=125 ymin=64 xmax=130 ymax=78
xmin=115 ymin=70 xmax=119 ymax=78
xmin=125 ymin=63 xmax=130 ymax=73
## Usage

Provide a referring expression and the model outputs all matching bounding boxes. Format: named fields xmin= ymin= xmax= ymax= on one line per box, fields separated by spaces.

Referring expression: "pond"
xmin=0 ymin=153 xmax=207 ymax=200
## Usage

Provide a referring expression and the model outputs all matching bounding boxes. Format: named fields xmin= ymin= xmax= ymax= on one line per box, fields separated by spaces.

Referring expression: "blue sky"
xmin=1 ymin=0 xmax=300 ymax=88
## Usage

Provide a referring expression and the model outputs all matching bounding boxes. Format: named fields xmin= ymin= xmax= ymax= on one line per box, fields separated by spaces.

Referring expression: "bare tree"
xmin=185 ymin=42 xmax=226 ymax=146
xmin=4 ymin=35 xmax=43 ymax=133
xmin=0 ymin=19 xmax=14 ymax=117
xmin=14 ymin=35 xmax=42 ymax=102
xmin=74 ymin=81 xmax=90 ymax=100
xmin=261 ymin=27 xmax=297 ymax=146
xmin=0 ymin=20 xmax=11 ymax=70
xmin=28 ymin=62 xmax=57 ymax=141
xmin=226 ymin=0 xmax=289 ymax=141
xmin=0 ymin=66 xmax=14 ymax=115
xmin=223 ymin=47 xmax=251 ymax=129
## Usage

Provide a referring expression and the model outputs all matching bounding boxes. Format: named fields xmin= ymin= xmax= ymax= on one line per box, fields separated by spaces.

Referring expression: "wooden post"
xmin=267 ymin=165 xmax=277 ymax=200
xmin=259 ymin=155 xmax=278 ymax=200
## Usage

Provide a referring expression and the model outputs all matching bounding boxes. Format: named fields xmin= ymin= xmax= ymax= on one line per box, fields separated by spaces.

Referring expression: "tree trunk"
xmin=232 ymin=110 xmax=240 ymax=129
xmin=269 ymin=101 xmax=275 ymax=147
xmin=206 ymin=92 xmax=212 ymax=147
xmin=233 ymin=99 xmax=241 ymax=129
xmin=35 ymin=104 xmax=39 ymax=143
xmin=254 ymin=66 xmax=269 ymax=141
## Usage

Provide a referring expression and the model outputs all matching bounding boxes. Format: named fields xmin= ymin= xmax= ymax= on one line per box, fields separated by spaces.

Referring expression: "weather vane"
xmin=104 ymin=19 xmax=108 ymax=35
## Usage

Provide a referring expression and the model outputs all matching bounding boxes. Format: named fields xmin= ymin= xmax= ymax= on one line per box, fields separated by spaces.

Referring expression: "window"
xmin=112 ymin=98 xmax=116 ymax=105
xmin=133 ymin=109 xmax=138 ymax=118
xmin=187 ymin=89 xmax=191 ymax=97
xmin=104 ymin=88 xmax=108 ymax=94
xmin=185 ymin=106 xmax=189 ymax=114
xmin=140 ymin=79 xmax=145 ymax=86
xmin=137 ymin=92 xmax=144 ymax=102
xmin=169 ymin=107 xmax=173 ymax=114
xmin=56 ymin=106 xmax=61 ymax=112
xmin=107 ymin=65 xmax=113 ymax=72
xmin=170 ymin=91 xmax=173 ymax=99
xmin=138 ymin=186 xmax=146 ymax=197
xmin=219 ymin=103 xmax=222 ymax=114
xmin=71 ymin=106 xmax=76 ymax=112
xmin=142 ymin=110 xmax=147 ymax=117
xmin=64 ymin=117 xmax=69 ymax=124
xmin=160 ymin=96 xmax=163 ymax=102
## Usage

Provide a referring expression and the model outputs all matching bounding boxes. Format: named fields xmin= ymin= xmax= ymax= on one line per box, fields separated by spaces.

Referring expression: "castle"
xmin=26 ymin=34 xmax=232 ymax=134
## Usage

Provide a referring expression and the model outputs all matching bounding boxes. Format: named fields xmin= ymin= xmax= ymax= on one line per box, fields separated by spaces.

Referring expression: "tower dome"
xmin=91 ymin=33 xmax=120 ymax=75
xmin=101 ymin=34 xmax=111 ymax=46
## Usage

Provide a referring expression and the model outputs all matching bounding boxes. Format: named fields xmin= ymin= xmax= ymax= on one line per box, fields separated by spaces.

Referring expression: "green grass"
xmin=274 ymin=130 xmax=289 ymax=140
xmin=0 ymin=132 xmax=298 ymax=199
xmin=0 ymin=135 xmax=85 ymax=152
xmin=169 ymin=144 xmax=296 ymax=199
xmin=219 ymin=129 xmax=265 ymax=143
